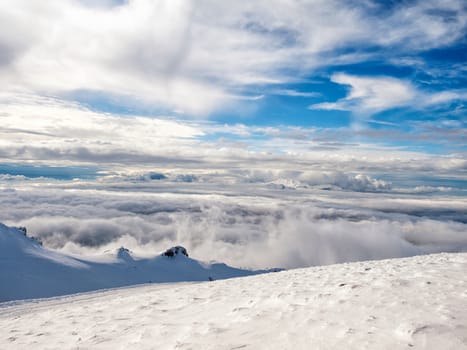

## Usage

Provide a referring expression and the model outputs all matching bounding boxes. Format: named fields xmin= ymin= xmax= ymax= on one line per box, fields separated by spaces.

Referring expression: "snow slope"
xmin=1 ymin=252 xmax=466 ymax=349
xmin=0 ymin=223 xmax=274 ymax=302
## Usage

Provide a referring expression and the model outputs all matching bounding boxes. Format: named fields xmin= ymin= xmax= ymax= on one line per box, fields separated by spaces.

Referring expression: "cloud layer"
xmin=1 ymin=93 xmax=466 ymax=176
xmin=1 ymin=176 xmax=466 ymax=269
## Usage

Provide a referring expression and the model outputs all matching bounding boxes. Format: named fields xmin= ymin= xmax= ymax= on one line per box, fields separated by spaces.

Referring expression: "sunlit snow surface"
xmin=0 ymin=224 xmax=273 ymax=302
xmin=1 ymin=252 xmax=466 ymax=349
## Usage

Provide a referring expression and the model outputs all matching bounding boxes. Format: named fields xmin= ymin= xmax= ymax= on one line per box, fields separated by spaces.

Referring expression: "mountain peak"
xmin=0 ymin=223 xmax=272 ymax=302
xmin=116 ymin=247 xmax=134 ymax=262
xmin=161 ymin=246 xmax=189 ymax=258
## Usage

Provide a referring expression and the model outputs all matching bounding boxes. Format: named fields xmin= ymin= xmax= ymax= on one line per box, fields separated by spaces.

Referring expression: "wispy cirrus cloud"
xmin=269 ymin=89 xmax=321 ymax=98
xmin=1 ymin=0 xmax=466 ymax=116
xmin=310 ymin=73 xmax=467 ymax=116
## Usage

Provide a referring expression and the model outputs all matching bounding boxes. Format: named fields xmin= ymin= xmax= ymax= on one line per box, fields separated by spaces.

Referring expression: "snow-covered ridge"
xmin=0 ymin=223 xmax=278 ymax=302
xmin=1 ymin=252 xmax=466 ymax=349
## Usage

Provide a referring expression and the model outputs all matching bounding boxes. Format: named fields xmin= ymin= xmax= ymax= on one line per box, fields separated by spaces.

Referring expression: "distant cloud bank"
xmin=1 ymin=173 xmax=466 ymax=269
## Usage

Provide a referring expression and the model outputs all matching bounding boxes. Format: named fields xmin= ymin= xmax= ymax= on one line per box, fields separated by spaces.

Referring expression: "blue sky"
xmin=64 ymin=0 xmax=467 ymax=154
xmin=0 ymin=0 xmax=466 ymax=177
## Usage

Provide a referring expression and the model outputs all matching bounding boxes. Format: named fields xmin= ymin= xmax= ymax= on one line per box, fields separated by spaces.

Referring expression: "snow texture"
xmin=0 ymin=223 xmax=274 ymax=302
xmin=0 ymin=252 xmax=466 ymax=349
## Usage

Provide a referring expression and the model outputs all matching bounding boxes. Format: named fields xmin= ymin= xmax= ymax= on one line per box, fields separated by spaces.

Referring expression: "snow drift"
xmin=0 ymin=223 xmax=276 ymax=302
xmin=1 ymin=252 xmax=466 ymax=349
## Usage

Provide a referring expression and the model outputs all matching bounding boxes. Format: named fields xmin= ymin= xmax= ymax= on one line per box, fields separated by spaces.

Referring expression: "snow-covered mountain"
xmin=1 ymin=252 xmax=466 ymax=349
xmin=0 ymin=223 xmax=277 ymax=302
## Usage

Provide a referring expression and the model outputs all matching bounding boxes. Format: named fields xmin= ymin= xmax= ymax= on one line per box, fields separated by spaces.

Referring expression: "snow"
xmin=1 ymin=222 xmax=466 ymax=348
xmin=1 ymin=252 xmax=466 ymax=349
xmin=0 ymin=223 xmax=275 ymax=302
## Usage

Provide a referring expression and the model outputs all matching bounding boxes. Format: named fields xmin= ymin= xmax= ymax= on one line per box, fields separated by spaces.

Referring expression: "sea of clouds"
xmin=1 ymin=171 xmax=466 ymax=269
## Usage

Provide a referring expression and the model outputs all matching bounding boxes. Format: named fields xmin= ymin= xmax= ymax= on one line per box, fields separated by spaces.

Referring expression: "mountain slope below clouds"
xmin=0 ymin=223 xmax=274 ymax=302
xmin=1 ymin=252 xmax=466 ymax=349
